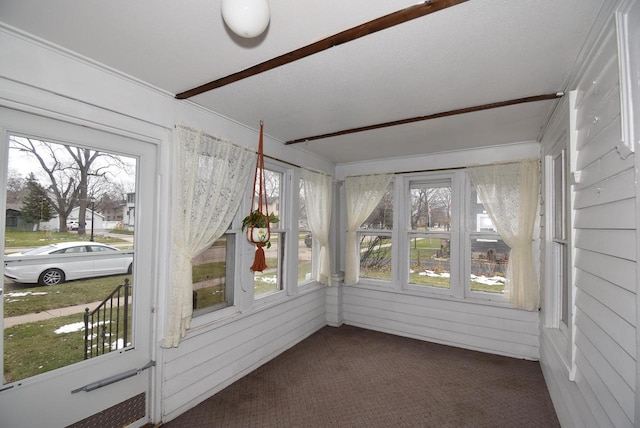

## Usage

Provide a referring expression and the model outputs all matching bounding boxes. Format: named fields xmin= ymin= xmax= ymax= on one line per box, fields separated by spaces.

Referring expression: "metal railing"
xmin=83 ymin=278 xmax=132 ymax=360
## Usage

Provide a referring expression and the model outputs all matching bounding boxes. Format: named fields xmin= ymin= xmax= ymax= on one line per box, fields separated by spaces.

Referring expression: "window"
xmin=358 ymin=182 xmax=393 ymax=282
xmin=469 ymin=186 xmax=509 ymax=295
xmin=407 ymin=179 xmax=452 ymax=289
xmin=298 ymin=178 xmax=313 ymax=285
xmin=552 ymin=149 xmax=569 ymax=330
xmin=544 ymin=124 xmax=574 ymax=377
xmin=254 ymin=167 xmax=284 ymax=297
xmin=192 ymin=233 xmax=235 ymax=315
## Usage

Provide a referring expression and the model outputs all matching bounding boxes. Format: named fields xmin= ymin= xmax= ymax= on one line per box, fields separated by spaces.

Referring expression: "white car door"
xmin=52 ymin=245 xmax=95 ymax=281
xmin=88 ymin=245 xmax=131 ymax=276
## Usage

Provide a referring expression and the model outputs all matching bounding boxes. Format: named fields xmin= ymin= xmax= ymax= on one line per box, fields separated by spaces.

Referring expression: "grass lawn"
xmin=4 ymin=274 xmax=133 ymax=317
xmin=194 ymin=283 xmax=225 ymax=308
xmin=5 ymin=230 xmax=128 ymax=249
xmin=297 ymin=260 xmax=312 ymax=283
xmin=192 ymin=261 xmax=227 ymax=309
xmin=471 ymin=281 xmax=505 ymax=293
xmin=4 ymin=313 xmax=86 ymax=383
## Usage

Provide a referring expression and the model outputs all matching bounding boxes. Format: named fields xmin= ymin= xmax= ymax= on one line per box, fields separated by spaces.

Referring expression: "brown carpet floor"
xmin=163 ymin=325 xmax=559 ymax=428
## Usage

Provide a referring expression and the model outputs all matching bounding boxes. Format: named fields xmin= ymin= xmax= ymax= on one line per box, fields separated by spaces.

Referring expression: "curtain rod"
xmin=175 ymin=124 xmax=306 ymax=170
xmin=263 ymin=153 xmax=300 ymax=169
xmin=340 ymin=158 xmax=537 ymax=179
xmin=395 ymin=158 xmax=537 ymax=175
xmin=396 ymin=158 xmax=538 ymax=175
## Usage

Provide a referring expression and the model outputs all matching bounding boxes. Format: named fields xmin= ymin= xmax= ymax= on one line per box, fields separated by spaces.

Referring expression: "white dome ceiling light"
xmin=221 ymin=0 xmax=270 ymax=38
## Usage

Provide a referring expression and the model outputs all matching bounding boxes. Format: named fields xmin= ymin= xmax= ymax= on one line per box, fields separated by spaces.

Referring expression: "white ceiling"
xmin=0 ymin=0 xmax=605 ymax=164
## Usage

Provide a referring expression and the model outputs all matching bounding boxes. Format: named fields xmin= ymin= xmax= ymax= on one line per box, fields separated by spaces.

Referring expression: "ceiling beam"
xmin=175 ymin=0 xmax=470 ymax=100
xmin=285 ymin=93 xmax=564 ymax=145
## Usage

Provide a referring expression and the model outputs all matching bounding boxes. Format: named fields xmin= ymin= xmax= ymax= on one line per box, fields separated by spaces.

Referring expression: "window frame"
xmin=401 ymin=172 xmax=461 ymax=297
xmin=357 ymin=230 xmax=393 ymax=285
xmin=465 ymin=178 xmax=510 ymax=302
xmin=191 ymin=231 xmax=237 ymax=318
xmin=352 ymin=169 xmax=521 ymax=306
xmin=542 ymin=98 xmax=576 ymax=380
xmin=296 ymin=176 xmax=317 ymax=289
xmin=356 ymin=181 xmax=394 ymax=286
xmin=252 ymin=161 xmax=289 ymax=303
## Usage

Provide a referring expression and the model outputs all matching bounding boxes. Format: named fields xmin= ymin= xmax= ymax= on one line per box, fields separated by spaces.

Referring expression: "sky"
xmin=7 ymin=136 xmax=137 ymax=195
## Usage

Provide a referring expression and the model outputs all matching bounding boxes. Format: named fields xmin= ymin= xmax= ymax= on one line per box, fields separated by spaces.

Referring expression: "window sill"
xmin=183 ymin=282 xmax=324 ymax=343
xmin=352 ymin=282 xmax=518 ymax=310
xmin=253 ymin=289 xmax=288 ymax=306
xmin=297 ymin=281 xmax=326 ymax=293
xmin=542 ymin=326 xmax=574 ymax=380
xmin=189 ymin=305 xmax=242 ymax=332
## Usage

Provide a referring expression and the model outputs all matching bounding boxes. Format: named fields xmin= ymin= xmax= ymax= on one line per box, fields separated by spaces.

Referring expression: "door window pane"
xmin=4 ymin=135 xmax=137 ymax=383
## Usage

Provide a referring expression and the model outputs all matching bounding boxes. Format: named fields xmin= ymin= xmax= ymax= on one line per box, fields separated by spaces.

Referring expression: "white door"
xmin=0 ymin=108 xmax=158 ymax=428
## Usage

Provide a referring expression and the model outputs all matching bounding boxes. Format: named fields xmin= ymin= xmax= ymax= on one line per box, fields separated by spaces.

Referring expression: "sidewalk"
xmin=4 ymin=301 xmax=102 ymax=328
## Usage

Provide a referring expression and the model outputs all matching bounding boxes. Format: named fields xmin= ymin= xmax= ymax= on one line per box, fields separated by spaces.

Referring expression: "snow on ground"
xmin=410 ymin=270 xmax=505 ymax=285
xmin=257 ymin=275 xmax=277 ymax=284
xmin=418 ymin=271 xmax=451 ymax=278
xmin=470 ymin=274 xmax=506 ymax=285
xmin=55 ymin=322 xmax=85 ymax=334
xmin=55 ymin=320 xmax=113 ymax=334
xmin=5 ymin=291 xmax=48 ymax=298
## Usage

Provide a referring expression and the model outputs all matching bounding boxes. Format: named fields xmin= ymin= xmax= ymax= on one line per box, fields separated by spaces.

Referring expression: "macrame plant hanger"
xmin=248 ymin=121 xmax=270 ymax=272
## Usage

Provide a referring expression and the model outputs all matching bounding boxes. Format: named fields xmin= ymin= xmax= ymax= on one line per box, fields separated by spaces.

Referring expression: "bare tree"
xmin=363 ymin=187 xmax=393 ymax=229
xmin=9 ymin=136 xmax=134 ymax=234
xmin=298 ymin=178 xmax=308 ymax=229
xmin=6 ymin=169 xmax=28 ymax=206
xmin=10 ymin=137 xmax=80 ymax=232
xmin=410 ymin=185 xmax=451 ymax=230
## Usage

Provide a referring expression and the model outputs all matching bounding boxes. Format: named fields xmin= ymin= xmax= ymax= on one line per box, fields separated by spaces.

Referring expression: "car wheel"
xmin=127 ymin=263 xmax=133 ymax=274
xmin=39 ymin=268 xmax=65 ymax=286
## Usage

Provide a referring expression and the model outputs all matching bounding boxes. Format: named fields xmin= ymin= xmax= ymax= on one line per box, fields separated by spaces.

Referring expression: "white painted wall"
xmin=341 ymin=286 xmax=540 ymax=359
xmin=162 ymin=288 xmax=326 ymax=420
xmin=540 ymin=2 xmax=638 ymax=427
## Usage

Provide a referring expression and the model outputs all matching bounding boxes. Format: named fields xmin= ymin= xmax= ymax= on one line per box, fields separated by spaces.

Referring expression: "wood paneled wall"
xmin=161 ymin=288 xmax=327 ymax=421
xmin=341 ymin=286 xmax=540 ymax=360
xmin=540 ymin=8 xmax=637 ymax=427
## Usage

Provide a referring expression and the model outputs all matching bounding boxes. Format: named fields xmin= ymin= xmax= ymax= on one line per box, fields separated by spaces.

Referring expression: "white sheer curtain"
xmin=467 ymin=159 xmax=540 ymax=311
xmin=164 ymin=125 xmax=255 ymax=347
xmin=301 ymin=169 xmax=332 ymax=284
xmin=344 ymin=174 xmax=393 ymax=285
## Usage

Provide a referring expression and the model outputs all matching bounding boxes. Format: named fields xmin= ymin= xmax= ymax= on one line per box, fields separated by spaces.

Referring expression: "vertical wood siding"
xmin=160 ymin=288 xmax=327 ymax=421
xmin=541 ymin=12 xmax=637 ymax=428
xmin=341 ymin=286 xmax=540 ymax=359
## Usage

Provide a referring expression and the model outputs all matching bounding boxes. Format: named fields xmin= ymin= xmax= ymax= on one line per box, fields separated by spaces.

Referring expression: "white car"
xmin=4 ymin=241 xmax=133 ymax=286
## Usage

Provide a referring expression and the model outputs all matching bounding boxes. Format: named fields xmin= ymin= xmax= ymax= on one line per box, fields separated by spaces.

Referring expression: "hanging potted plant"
xmin=244 ymin=121 xmax=278 ymax=272
xmin=242 ymin=210 xmax=279 ymax=249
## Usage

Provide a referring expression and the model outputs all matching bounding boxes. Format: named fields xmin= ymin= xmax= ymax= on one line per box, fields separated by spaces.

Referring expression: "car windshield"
xmin=20 ymin=245 xmax=58 ymax=255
